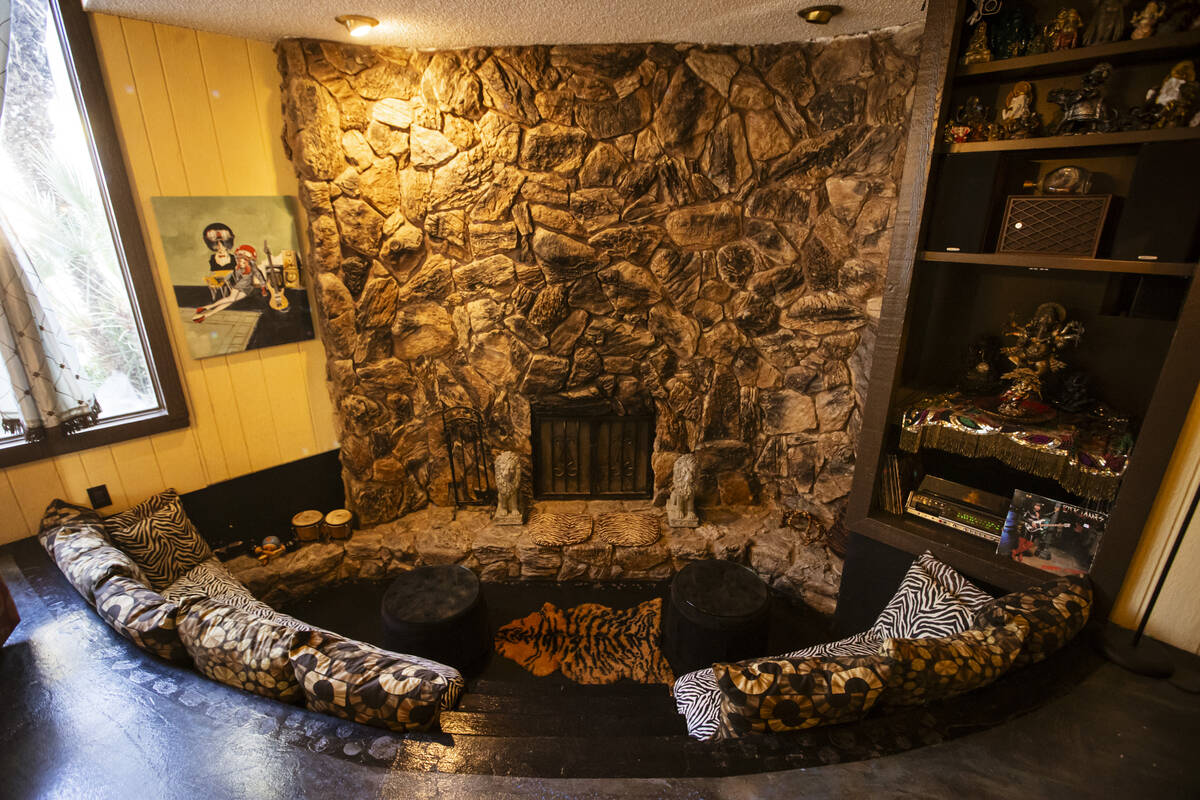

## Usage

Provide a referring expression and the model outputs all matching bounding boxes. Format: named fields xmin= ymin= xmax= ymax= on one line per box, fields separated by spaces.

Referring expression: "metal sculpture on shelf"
xmin=1050 ymin=62 xmax=1119 ymax=134
xmin=441 ymin=406 xmax=495 ymax=514
xmin=1048 ymin=8 xmax=1085 ymax=50
xmin=998 ymin=302 xmax=1085 ymax=418
xmin=1133 ymin=60 xmax=1199 ymax=129
xmin=1130 ymin=0 xmax=1165 ymax=38
xmin=493 ymin=450 xmax=524 ymax=525
xmin=945 ymin=96 xmax=992 ymax=142
xmin=1083 ymin=0 xmax=1128 ymax=45
xmin=962 ymin=22 xmax=993 ymax=64
xmin=666 ymin=453 xmax=699 ymax=528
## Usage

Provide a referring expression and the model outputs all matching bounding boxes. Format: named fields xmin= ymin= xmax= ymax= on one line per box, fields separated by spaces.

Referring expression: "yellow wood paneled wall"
xmin=0 ymin=15 xmax=338 ymax=545
xmin=1113 ymin=384 xmax=1200 ymax=654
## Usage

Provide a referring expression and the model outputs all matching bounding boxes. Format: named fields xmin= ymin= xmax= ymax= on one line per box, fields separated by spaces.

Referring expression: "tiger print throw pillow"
xmin=871 ymin=551 xmax=993 ymax=640
xmin=105 ymin=490 xmax=213 ymax=591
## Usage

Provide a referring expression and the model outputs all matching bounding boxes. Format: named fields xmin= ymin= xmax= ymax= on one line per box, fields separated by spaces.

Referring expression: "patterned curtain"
xmin=0 ymin=0 xmax=10 ymax=116
xmin=0 ymin=207 xmax=100 ymax=441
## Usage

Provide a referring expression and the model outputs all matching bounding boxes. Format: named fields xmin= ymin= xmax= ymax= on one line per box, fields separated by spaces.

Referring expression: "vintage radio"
xmin=997 ymin=194 xmax=1112 ymax=257
xmin=904 ymin=475 xmax=1010 ymax=543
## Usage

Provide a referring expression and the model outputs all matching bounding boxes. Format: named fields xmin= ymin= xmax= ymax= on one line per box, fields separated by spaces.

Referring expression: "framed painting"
xmin=151 ymin=196 xmax=315 ymax=359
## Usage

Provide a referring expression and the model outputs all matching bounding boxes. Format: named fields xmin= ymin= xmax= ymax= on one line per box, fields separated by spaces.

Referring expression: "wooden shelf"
xmin=918 ymin=250 xmax=1196 ymax=277
xmin=943 ymin=126 xmax=1200 ymax=154
xmin=956 ymin=29 xmax=1200 ymax=83
xmin=848 ymin=0 xmax=1200 ymax=618
xmin=855 ymin=510 xmax=1048 ymax=592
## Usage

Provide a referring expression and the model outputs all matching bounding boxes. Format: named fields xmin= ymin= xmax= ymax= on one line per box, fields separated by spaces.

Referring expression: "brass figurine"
xmin=1048 ymin=8 xmax=1084 ymax=50
xmin=962 ymin=22 xmax=993 ymax=65
xmin=998 ymin=303 xmax=1084 ymax=418
xmin=1130 ymin=1 xmax=1165 ymax=38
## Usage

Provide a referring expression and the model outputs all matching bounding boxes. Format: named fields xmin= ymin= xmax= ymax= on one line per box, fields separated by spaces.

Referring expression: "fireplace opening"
xmin=532 ymin=412 xmax=655 ymax=499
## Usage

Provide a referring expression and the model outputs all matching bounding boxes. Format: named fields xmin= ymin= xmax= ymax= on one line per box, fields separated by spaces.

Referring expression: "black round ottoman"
xmin=662 ymin=559 xmax=771 ymax=674
xmin=380 ymin=564 xmax=490 ymax=675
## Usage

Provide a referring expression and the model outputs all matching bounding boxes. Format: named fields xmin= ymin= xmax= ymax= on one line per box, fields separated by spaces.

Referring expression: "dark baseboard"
xmin=179 ymin=449 xmax=343 ymax=553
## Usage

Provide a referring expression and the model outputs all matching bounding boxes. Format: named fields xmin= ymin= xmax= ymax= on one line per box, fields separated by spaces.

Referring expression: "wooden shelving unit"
xmin=845 ymin=0 xmax=1200 ymax=614
xmin=918 ymin=250 xmax=1195 ymax=277
xmin=945 ymin=126 xmax=1200 ymax=154
xmin=956 ymin=28 xmax=1200 ymax=82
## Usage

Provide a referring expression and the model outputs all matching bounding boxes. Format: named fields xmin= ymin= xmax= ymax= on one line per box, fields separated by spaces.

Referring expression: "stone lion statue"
xmin=667 ymin=453 xmax=699 ymax=528
xmin=494 ymin=450 xmax=523 ymax=524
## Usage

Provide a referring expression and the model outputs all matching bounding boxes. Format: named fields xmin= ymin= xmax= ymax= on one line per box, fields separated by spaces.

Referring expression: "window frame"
xmin=0 ymin=0 xmax=188 ymax=468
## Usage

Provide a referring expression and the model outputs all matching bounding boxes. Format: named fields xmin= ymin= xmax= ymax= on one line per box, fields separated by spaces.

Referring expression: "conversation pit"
xmin=19 ymin=488 xmax=1107 ymax=780
xmin=2 ymin=0 xmax=1200 ymax=797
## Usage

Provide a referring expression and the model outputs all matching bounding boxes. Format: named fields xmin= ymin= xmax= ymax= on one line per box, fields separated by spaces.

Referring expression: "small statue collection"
xmin=963 ymin=0 xmax=1200 ymax=66
xmin=951 ymin=1 xmax=1200 ymax=140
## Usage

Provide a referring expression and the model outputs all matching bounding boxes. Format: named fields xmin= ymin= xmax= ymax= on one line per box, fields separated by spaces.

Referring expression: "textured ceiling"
xmin=83 ymin=0 xmax=925 ymax=48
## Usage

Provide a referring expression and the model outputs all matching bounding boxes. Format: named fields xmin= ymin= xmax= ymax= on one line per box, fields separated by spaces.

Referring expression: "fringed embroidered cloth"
xmin=898 ymin=392 xmax=1131 ymax=502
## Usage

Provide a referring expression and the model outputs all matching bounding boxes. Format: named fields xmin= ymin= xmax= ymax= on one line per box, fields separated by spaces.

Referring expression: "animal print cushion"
xmin=38 ymin=499 xmax=98 ymax=540
xmin=105 ymin=490 xmax=213 ymax=591
xmin=93 ymin=575 xmax=190 ymax=663
xmin=177 ymin=595 xmax=309 ymax=702
xmin=970 ymin=575 xmax=1091 ymax=669
xmin=162 ymin=559 xmax=307 ymax=631
xmin=871 ymin=551 xmax=993 ymax=639
xmin=673 ymin=629 xmax=884 ymax=741
xmin=289 ymin=632 xmax=457 ymax=732
xmin=879 ymin=617 xmax=1028 ymax=706
xmin=38 ymin=502 xmax=148 ymax=606
xmin=714 ymin=652 xmax=891 ymax=738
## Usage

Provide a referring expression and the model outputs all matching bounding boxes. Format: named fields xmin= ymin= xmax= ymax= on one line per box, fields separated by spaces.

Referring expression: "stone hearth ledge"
xmin=225 ymin=501 xmax=840 ymax=613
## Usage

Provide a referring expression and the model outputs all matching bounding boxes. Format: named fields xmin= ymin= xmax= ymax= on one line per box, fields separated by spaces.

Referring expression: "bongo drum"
xmin=291 ymin=509 xmax=324 ymax=542
xmin=323 ymin=508 xmax=354 ymax=540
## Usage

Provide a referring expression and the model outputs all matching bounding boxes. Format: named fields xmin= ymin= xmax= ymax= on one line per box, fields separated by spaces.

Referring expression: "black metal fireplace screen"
xmin=441 ymin=406 xmax=494 ymax=510
xmin=532 ymin=413 xmax=654 ymax=499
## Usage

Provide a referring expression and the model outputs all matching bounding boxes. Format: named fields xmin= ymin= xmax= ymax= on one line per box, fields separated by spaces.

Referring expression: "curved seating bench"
xmin=36 ymin=494 xmax=465 ymax=734
xmin=36 ymin=491 xmax=1092 ymax=750
xmin=672 ymin=551 xmax=1092 ymax=740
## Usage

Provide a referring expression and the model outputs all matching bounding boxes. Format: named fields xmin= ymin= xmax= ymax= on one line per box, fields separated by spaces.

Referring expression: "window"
xmin=0 ymin=0 xmax=186 ymax=467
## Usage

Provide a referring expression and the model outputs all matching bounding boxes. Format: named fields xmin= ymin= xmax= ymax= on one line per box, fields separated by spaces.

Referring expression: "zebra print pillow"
xmin=870 ymin=551 xmax=993 ymax=640
xmin=162 ymin=558 xmax=309 ymax=631
xmin=673 ymin=630 xmax=885 ymax=740
xmin=105 ymin=490 xmax=213 ymax=591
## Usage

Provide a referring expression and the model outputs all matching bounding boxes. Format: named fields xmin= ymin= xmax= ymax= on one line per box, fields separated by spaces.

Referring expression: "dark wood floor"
xmin=4 ymin=536 xmax=1199 ymax=799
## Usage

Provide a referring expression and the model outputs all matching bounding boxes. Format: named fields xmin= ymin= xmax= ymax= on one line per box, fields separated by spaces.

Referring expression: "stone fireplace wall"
xmin=276 ymin=30 xmax=920 ymax=541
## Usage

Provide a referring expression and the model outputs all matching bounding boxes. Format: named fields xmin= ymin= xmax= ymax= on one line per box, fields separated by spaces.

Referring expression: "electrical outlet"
xmin=87 ymin=484 xmax=112 ymax=509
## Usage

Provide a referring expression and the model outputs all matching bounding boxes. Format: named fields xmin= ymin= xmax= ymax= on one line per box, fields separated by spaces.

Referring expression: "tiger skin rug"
xmin=494 ymin=598 xmax=675 ymax=685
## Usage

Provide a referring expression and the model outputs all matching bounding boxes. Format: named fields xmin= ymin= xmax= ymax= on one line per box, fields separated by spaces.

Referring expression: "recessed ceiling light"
xmin=797 ymin=5 xmax=843 ymax=24
xmin=335 ymin=14 xmax=379 ymax=37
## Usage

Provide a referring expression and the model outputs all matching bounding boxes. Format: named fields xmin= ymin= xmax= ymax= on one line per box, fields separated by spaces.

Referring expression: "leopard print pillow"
xmin=880 ymin=617 xmax=1028 ymax=706
xmin=970 ymin=575 xmax=1091 ymax=669
xmin=713 ymin=653 xmax=891 ymax=738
